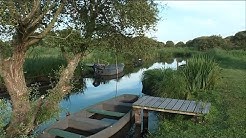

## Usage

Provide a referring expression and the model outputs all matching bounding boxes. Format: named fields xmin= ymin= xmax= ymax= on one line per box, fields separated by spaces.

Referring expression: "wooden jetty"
xmin=132 ymin=95 xmax=211 ymax=137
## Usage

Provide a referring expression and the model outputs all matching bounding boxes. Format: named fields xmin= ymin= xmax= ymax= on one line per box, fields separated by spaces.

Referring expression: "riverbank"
xmin=147 ymin=48 xmax=246 ymax=137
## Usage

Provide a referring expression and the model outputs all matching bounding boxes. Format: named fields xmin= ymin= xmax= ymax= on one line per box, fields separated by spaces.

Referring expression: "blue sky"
xmin=147 ymin=1 xmax=246 ymax=43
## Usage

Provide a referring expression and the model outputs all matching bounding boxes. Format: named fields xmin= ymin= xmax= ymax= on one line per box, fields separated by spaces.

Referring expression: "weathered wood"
xmin=172 ymin=100 xmax=185 ymax=111
xmin=133 ymin=96 xmax=148 ymax=106
xmin=193 ymin=102 xmax=203 ymax=114
xmin=68 ymin=118 xmax=112 ymax=133
xmin=40 ymin=94 xmax=139 ymax=138
xmin=165 ymin=99 xmax=179 ymax=110
xmin=87 ymin=108 xmax=125 ymax=117
xmin=152 ymin=98 xmax=166 ymax=108
xmin=134 ymin=108 xmax=142 ymax=125
xmin=202 ymin=103 xmax=211 ymax=114
xmin=158 ymin=98 xmax=172 ymax=108
xmin=48 ymin=128 xmax=85 ymax=138
xmin=179 ymin=100 xmax=191 ymax=112
xmin=186 ymin=101 xmax=197 ymax=112
xmin=133 ymin=96 xmax=211 ymax=116
xmin=146 ymin=97 xmax=160 ymax=107
xmin=143 ymin=109 xmax=149 ymax=133
xmin=132 ymin=94 xmax=211 ymax=127
xmin=139 ymin=96 xmax=155 ymax=106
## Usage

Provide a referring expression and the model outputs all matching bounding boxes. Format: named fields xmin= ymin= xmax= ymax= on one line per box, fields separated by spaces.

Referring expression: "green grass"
xmin=149 ymin=48 xmax=246 ymax=137
xmin=142 ymin=69 xmax=187 ymax=99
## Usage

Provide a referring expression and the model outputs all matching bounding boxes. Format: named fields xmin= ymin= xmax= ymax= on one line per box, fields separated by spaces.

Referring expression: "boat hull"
xmin=94 ymin=63 xmax=125 ymax=76
xmin=39 ymin=94 xmax=138 ymax=138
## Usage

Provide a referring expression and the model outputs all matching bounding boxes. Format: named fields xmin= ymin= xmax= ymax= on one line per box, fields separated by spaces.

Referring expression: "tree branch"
xmin=26 ymin=1 xmax=53 ymax=32
xmin=22 ymin=0 xmax=41 ymax=25
xmin=26 ymin=2 xmax=65 ymax=47
xmin=7 ymin=0 xmax=21 ymax=20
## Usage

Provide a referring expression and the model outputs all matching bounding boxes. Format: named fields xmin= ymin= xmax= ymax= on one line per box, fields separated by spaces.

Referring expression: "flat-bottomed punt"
xmin=39 ymin=94 xmax=138 ymax=138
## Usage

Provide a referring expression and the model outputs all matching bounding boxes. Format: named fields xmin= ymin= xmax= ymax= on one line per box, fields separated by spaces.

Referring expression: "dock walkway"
xmin=132 ymin=95 xmax=211 ymax=136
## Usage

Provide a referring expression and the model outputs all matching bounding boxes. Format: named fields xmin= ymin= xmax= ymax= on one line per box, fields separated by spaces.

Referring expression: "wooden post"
xmin=143 ymin=109 xmax=149 ymax=134
xmin=134 ymin=108 xmax=141 ymax=138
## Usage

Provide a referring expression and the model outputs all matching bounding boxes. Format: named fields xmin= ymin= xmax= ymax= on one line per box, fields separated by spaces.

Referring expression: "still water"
xmin=36 ymin=59 xmax=186 ymax=134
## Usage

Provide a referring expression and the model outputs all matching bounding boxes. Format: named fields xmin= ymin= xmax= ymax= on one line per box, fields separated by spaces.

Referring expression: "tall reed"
xmin=142 ymin=69 xmax=187 ymax=99
xmin=181 ymin=55 xmax=221 ymax=96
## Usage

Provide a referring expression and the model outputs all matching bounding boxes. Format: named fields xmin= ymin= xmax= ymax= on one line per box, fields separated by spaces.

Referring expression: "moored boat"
xmin=88 ymin=63 xmax=125 ymax=76
xmin=39 ymin=94 xmax=138 ymax=138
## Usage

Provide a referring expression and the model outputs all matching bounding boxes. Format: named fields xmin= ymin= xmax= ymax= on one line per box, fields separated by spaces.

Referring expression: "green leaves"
xmin=142 ymin=69 xmax=187 ymax=99
xmin=181 ymin=55 xmax=221 ymax=94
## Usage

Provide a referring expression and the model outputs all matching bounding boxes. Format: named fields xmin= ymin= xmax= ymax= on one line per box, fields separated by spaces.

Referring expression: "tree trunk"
xmin=36 ymin=53 xmax=82 ymax=123
xmin=1 ymin=50 xmax=32 ymax=136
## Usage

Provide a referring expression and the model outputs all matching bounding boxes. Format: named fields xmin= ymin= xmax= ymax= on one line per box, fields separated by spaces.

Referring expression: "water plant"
xmin=180 ymin=55 xmax=221 ymax=98
xmin=142 ymin=69 xmax=187 ymax=99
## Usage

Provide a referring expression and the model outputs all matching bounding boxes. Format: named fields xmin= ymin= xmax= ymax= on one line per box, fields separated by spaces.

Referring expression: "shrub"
xmin=175 ymin=41 xmax=185 ymax=47
xmin=186 ymin=35 xmax=230 ymax=50
xmin=180 ymin=55 xmax=221 ymax=98
xmin=229 ymin=31 xmax=246 ymax=50
xmin=165 ymin=41 xmax=175 ymax=47
xmin=142 ymin=69 xmax=187 ymax=99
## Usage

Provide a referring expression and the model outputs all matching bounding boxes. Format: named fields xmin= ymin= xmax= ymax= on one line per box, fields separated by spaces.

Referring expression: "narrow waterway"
xmin=35 ymin=59 xmax=186 ymax=135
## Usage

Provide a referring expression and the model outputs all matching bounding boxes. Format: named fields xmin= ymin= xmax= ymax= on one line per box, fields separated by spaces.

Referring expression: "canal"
xmin=34 ymin=59 xmax=186 ymax=135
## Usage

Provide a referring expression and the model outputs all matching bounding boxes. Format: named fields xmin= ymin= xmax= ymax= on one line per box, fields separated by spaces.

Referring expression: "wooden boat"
xmin=92 ymin=72 xmax=125 ymax=87
xmin=39 ymin=94 xmax=138 ymax=138
xmin=88 ymin=63 xmax=125 ymax=76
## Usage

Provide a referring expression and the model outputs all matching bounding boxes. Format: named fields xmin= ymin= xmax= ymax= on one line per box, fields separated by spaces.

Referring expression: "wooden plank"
xmin=172 ymin=100 xmax=185 ymax=111
xmin=202 ymin=103 xmax=211 ymax=114
xmin=87 ymin=108 xmax=125 ymax=117
xmin=135 ymin=106 xmax=198 ymax=116
xmin=158 ymin=98 xmax=172 ymax=109
xmin=179 ymin=100 xmax=191 ymax=112
xmin=165 ymin=99 xmax=179 ymax=110
xmin=152 ymin=98 xmax=166 ymax=108
xmin=193 ymin=101 xmax=203 ymax=114
xmin=139 ymin=96 xmax=155 ymax=107
xmin=68 ymin=118 xmax=112 ymax=133
xmin=48 ymin=128 xmax=85 ymax=138
xmin=133 ymin=96 xmax=149 ymax=106
xmin=146 ymin=97 xmax=160 ymax=107
xmin=134 ymin=108 xmax=141 ymax=125
xmin=186 ymin=101 xmax=196 ymax=112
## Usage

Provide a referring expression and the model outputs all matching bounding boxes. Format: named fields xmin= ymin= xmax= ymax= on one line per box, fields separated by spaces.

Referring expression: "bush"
xmin=180 ymin=55 xmax=221 ymax=98
xmin=175 ymin=41 xmax=185 ymax=47
xmin=186 ymin=35 xmax=230 ymax=50
xmin=142 ymin=69 xmax=187 ymax=99
xmin=229 ymin=31 xmax=246 ymax=50
xmin=165 ymin=41 xmax=175 ymax=47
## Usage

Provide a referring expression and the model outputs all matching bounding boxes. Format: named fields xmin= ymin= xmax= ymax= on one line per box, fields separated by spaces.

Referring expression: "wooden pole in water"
xmin=143 ymin=109 xmax=149 ymax=133
xmin=134 ymin=108 xmax=142 ymax=138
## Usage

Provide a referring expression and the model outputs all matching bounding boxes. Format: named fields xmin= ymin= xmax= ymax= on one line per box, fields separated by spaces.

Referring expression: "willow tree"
xmin=0 ymin=0 xmax=158 ymax=136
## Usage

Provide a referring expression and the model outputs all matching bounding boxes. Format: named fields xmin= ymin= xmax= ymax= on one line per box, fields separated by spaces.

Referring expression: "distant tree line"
xmin=160 ymin=30 xmax=246 ymax=50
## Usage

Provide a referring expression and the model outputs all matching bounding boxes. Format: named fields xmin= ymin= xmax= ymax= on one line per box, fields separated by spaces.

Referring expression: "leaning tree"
xmin=0 ymin=0 xmax=158 ymax=136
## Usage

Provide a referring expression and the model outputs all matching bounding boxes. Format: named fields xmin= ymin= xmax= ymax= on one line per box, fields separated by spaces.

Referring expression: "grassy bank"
xmin=147 ymin=48 xmax=246 ymax=137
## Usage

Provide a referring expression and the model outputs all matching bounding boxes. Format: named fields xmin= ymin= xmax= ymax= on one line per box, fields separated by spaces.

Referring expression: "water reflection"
xmin=35 ymin=59 xmax=186 ymax=134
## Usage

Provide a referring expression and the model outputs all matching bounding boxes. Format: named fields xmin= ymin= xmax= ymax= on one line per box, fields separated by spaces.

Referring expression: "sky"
xmin=147 ymin=1 xmax=246 ymax=43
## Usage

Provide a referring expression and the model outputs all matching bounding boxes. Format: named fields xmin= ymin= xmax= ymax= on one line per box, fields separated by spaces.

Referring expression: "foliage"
xmin=186 ymin=35 xmax=230 ymax=50
xmin=0 ymin=99 xmax=11 ymax=137
xmin=142 ymin=69 xmax=187 ymax=99
xmin=228 ymin=30 xmax=246 ymax=50
xmin=165 ymin=40 xmax=175 ymax=47
xmin=149 ymin=48 xmax=246 ymax=138
xmin=73 ymin=0 xmax=158 ymax=38
xmin=181 ymin=55 xmax=221 ymax=97
xmin=175 ymin=41 xmax=185 ymax=47
xmin=24 ymin=48 xmax=66 ymax=79
xmin=157 ymin=47 xmax=193 ymax=62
